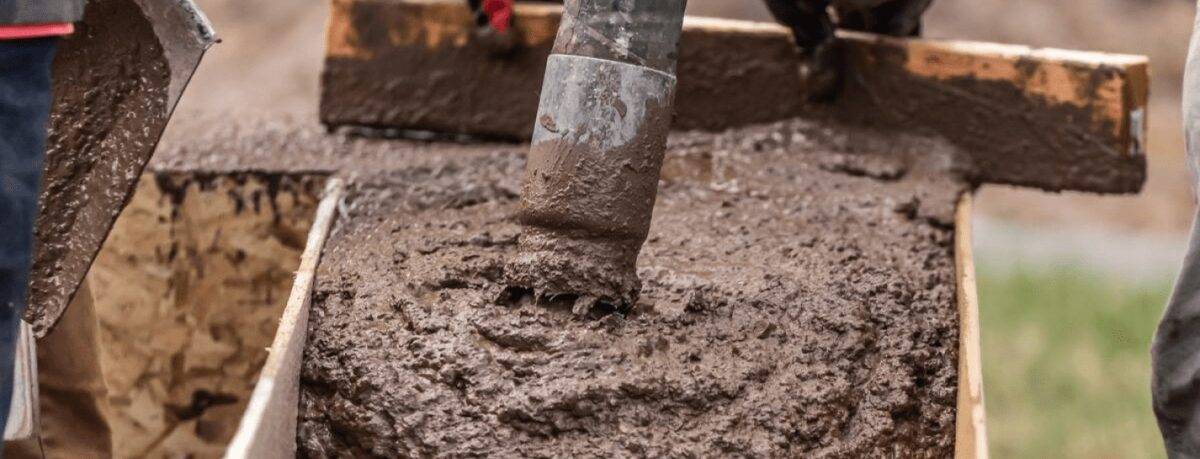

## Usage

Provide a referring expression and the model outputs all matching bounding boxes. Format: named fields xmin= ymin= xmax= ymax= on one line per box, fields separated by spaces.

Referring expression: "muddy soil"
xmin=297 ymin=117 xmax=969 ymax=457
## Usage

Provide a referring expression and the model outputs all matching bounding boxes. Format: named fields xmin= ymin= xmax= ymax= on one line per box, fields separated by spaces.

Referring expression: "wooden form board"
xmin=954 ymin=193 xmax=988 ymax=459
xmin=225 ymin=179 xmax=344 ymax=459
xmin=3 ymin=321 xmax=38 ymax=440
xmin=322 ymin=0 xmax=1148 ymax=194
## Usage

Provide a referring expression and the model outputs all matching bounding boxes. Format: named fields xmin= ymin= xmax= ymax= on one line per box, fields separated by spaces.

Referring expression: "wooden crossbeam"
xmin=322 ymin=0 xmax=1148 ymax=193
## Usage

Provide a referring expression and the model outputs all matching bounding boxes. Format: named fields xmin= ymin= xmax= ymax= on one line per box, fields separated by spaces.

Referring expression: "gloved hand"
xmin=764 ymin=0 xmax=933 ymax=100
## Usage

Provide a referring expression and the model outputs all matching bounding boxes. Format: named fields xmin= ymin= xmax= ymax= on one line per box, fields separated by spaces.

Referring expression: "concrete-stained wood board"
xmin=321 ymin=0 xmax=1148 ymax=194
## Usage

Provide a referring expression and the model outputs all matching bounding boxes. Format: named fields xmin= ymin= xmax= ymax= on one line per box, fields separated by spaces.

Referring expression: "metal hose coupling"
xmin=506 ymin=0 xmax=687 ymax=311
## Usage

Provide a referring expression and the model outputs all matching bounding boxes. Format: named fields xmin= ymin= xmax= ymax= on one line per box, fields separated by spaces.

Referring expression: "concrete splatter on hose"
xmin=507 ymin=0 xmax=688 ymax=310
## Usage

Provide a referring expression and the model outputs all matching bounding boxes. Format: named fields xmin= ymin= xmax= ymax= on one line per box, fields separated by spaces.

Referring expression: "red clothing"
xmin=0 ymin=23 xmax=74 ymax=40
xmin=482 ymin=0 xmax=513 ymax=33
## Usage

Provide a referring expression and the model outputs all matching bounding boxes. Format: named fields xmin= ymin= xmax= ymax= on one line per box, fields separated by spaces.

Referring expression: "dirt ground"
xmin=297 ymin=117 xmax=967 ymax=457
xmin=175 ymin=0 xmax=1194 ymax=238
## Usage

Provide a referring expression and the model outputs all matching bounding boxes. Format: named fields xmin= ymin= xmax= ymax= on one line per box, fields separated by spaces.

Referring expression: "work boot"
xmin=799 ymin=39 xmax=842 ymax=101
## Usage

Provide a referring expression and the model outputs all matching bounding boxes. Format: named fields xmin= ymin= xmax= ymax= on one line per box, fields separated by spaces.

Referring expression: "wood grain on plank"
xmin=225 ymin=179 xmax=344 ymax=459
xmin=954 ymin=193 xmax=988 ymax=459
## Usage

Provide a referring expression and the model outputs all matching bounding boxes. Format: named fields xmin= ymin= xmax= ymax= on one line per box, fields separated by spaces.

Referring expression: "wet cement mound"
xmin=298 ymin=119 xmax=969 ymax=457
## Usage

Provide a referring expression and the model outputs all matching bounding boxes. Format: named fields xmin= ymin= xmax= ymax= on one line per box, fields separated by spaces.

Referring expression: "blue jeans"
xmin=0 ymin=36 xmax=58 ymax=434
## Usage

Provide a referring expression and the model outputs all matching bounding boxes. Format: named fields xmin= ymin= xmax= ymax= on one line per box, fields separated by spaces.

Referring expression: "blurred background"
xmin=175 ymin=0 xmax=1196 ymax=456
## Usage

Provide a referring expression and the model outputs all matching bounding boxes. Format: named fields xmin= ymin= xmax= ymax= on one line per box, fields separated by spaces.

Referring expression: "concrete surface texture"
xmin=298 ymin=116 xmax=967 ymax=457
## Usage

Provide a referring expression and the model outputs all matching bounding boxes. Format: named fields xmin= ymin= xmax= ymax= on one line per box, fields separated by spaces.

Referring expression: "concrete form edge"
xmin=3 ymin=321 xmax=38 ymax=440
xmin=225 ymin=178 xmax=344 ymax=459
xmin=954 ymin=193 xmax=988 ymax=458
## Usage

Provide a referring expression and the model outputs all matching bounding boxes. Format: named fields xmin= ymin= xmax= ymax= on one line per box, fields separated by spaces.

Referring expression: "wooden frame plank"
xmin=3 ymin=321 xmax=38 ymax=441
xmin=321 ymin=0 xmax=1147 ymax=194
xmin=954 ymin=193 xmax=988 ymax=459
xmin=225 ymin=178 xmax=344 ymax=459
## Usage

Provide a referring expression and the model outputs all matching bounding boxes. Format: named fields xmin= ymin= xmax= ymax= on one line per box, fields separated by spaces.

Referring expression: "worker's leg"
xmin=0 ymin=36 xmax=58 ymax=433
xmin=0 ymin=36 xmax=109 ymax=458
xmin=1153 ymin=211 xmax=1200 ymax=457
xmin=4 ymin=280 xmax=113 ymax=458
xmin=1152 ymin=8 xmax=1200 ymax=456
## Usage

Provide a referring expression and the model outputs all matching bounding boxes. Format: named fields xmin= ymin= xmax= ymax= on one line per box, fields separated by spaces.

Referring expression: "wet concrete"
xmin=148 ymin=112 xmax=527 ymax=176
xmin=28 ymin=0 xmax=171 ymax=336
xmin=297 ymin=117 xmax=969 ymax=457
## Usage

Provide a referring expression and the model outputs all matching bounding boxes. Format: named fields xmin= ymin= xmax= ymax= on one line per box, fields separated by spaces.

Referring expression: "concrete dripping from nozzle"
xmin=506 ymin=0 xmax=688 ymax=312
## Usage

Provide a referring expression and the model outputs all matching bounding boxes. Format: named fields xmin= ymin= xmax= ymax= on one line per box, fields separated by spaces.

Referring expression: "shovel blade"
xmin=25 ymin=0 xmax=215 ymax=337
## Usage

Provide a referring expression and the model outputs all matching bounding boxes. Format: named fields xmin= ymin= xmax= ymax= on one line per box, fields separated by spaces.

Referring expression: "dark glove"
xmin=764 ymin=0 xmax=935 ymax=100
xmin=835 ymin=0 xmax=931 ymax=37
xmin=763 ymin=0 xmax=841 ymax=100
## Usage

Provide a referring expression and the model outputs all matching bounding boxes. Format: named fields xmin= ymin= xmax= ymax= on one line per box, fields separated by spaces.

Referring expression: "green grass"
xmin=977 ymin=264 xmax=1172 ymax=458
